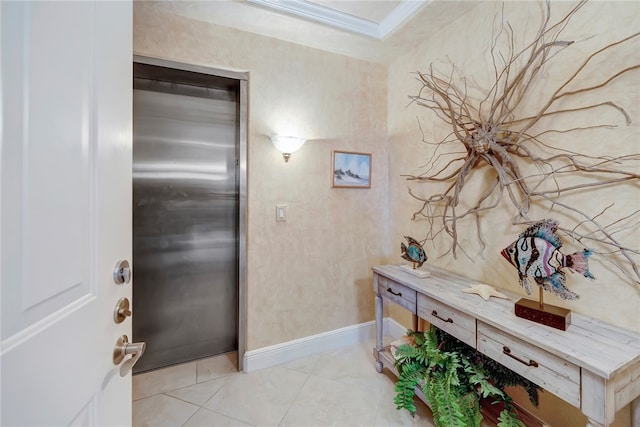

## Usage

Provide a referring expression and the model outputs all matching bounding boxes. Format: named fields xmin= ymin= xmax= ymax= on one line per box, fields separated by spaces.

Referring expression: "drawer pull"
xmin=386 ymin=287 xmax=402 ymax=297
xmin=431 ymin=310 xmax=453 ymax=323
xmin=502 ymin=346 xmax=539 ymax=367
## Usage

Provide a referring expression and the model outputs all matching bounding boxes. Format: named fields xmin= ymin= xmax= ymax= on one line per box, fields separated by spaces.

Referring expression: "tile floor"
xmin=133 ymin=338 xmax=494 ymax=427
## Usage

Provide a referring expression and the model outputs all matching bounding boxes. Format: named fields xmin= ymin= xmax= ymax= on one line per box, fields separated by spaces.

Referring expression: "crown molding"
xmin=379 ymin=0 xmax=428 ymax=39
xmin=247 ymin=0 xmax=427 ymax=40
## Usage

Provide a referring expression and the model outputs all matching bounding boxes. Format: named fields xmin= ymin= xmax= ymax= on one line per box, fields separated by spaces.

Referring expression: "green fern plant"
xmin=393 ymin=327 xmax=539 ymax=427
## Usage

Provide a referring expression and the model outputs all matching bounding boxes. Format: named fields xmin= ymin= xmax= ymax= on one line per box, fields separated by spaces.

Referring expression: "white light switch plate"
xmin=276 ymin=204 xmax=287 ymax=222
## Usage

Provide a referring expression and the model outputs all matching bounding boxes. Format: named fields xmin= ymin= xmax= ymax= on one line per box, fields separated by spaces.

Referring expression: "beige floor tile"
xmin=311 ymin=340 xmax=389 ymax=393
xmin=132 ymin=394 xmax=199 ymax=427
xmin=373 ymin=371 xmax=434 ymax=426
xmin=131 ymin=339 xmax=502 ymax=427
xmin=203 ymin=366 xmax=309 ymax=426
xmin=280 ymin=374 xmax=379 ymax=426
xmin=196 ymin=351 xmax=238 ymax=383
xmin=133 ymin=362 xmax=197 ymax=400
xmin=182 ymin=407 xmax=254 ymax=427
xmin=165 ymin=377 xmax=228 ymax=406
xmin=281 ymin=354 xmax=320 ymax=374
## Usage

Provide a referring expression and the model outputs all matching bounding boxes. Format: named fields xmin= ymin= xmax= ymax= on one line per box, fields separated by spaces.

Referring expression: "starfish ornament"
xmin=462 ymin=283 xmax=509 ymax=301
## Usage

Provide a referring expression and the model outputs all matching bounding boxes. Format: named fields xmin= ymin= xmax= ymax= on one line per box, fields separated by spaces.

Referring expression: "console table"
xmin=372 ymin=264 xmax=640 ymax=427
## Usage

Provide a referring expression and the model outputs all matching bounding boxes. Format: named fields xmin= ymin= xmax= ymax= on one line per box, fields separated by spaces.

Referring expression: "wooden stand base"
xmin=399 ymin=264 xmax=430 ymax=278
xmin=515 ymin=298 xmax=571 ymax=331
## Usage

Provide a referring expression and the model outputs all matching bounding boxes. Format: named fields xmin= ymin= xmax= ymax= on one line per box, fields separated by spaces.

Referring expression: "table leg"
xmin=375 ymin=293 xmax=383 ymax=373
xmin=631 ymin=396 xmax=639 ymax=427
xmin=586 ymin=419 xmax=604 ymax=427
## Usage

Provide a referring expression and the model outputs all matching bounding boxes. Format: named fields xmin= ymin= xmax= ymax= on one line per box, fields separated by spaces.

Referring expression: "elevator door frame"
xmin=133 ymin=55 xmax=248 ymax=372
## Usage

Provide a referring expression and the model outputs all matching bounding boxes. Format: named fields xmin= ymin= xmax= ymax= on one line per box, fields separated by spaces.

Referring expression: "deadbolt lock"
xmin=113 ymin=259 xmax=132 ymax=285
xmin=113 ymin=297 xmax=132 ymax=324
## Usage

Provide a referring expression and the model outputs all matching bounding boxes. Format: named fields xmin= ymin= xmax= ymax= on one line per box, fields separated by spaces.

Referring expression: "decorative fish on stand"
xmin=401 ymin=236 xmax=427 ymax=269
xmin=500 ymin=219 xmax=595 ymax=300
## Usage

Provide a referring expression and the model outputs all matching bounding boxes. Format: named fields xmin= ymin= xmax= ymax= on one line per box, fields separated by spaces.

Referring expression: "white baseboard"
xmin=385 ymin=317 xmax=409 ymax=340
xmin=242 ymin=317 xmax=408 ymax=372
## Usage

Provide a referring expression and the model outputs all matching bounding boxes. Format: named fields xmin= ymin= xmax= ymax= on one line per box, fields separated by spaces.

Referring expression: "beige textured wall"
xmin=388 ymin=2 xmax=638 ymax=426
xmin=133 ymin=3 xmax=389 ymax=351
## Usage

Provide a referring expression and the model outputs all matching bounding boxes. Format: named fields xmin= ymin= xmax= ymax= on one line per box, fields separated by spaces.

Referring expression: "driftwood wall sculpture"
xmin=404 ymin=0 xmax=639 ymax=284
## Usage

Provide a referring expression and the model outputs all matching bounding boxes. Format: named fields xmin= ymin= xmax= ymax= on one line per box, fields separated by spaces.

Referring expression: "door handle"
xmin=113 ymin=335 xmax=146 ymax=377
xmin=386 ymin=287 xmax=402 ymax=297
xmin=502 ymin=346 xmax=538 ymax=368
xmin=431 ymin=310 xmax=453 ymax=323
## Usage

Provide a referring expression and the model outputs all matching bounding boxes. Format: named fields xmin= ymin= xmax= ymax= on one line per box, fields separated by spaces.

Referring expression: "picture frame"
xmin=332 ymin=150 xmax=371 ymax=188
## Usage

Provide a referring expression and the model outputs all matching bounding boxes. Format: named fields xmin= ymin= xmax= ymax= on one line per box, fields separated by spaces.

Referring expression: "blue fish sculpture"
xmin=500 ymin=219 xmax=595 ymax=300
xmin=401 ymin=236 xmax=427 ymax=268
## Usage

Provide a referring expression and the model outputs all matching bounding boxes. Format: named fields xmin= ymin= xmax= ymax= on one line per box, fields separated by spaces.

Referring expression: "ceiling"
xmin=145 ymin=0 xmax=481 ymax=63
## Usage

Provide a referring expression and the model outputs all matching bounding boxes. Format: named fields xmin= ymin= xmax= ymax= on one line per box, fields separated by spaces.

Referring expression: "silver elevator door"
xmin=132 ymin=63 xmax=239 ymax=373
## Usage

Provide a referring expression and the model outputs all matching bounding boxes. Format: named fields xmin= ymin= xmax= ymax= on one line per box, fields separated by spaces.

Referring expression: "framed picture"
xmin=332 ymin=150 xmax=371 ymax=188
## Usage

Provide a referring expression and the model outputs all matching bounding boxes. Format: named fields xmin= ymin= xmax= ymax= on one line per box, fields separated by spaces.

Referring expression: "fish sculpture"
xmin=500 ymin=219 xmax=595 ymax=300
xmin=401 ymin=236 xmax=427 ymax=268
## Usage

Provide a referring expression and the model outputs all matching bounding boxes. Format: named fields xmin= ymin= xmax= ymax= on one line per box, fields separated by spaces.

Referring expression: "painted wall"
xmin=133 ymin=3 xmax=389 ymax=351
xmin=388 ymin=1 xmax=639 ymax=426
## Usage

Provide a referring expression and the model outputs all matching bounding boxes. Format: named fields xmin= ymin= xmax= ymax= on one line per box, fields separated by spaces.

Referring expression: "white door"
xmin=1 ymin=1 xmax=134 ymax=426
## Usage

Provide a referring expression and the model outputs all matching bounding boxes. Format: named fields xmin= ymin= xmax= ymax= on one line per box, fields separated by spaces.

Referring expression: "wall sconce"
xmin=270 ymin=135 xmax=306 ymax=162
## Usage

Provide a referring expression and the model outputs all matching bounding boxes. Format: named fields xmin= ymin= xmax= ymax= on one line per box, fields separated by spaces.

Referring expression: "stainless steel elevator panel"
xmin=132 ymin=64 xmax=239 ymax=373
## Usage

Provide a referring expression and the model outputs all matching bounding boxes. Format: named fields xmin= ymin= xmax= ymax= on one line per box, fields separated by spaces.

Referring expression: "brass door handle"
xmin=113 ymin=335 xmax=146 ymax=376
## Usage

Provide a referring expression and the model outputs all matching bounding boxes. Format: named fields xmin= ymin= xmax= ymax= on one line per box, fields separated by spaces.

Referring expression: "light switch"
xmin=276 ymin=204 xmax=287 ymax=222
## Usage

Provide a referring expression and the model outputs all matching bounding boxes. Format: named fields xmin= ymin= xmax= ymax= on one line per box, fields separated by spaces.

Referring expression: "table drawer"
xmin=417 ymin=293 xmax=476 ymax=347
xmin=378 ymin=276 xmax=417 ymax=314
xmin=477 ymin=322 xmax=580 ymax=408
